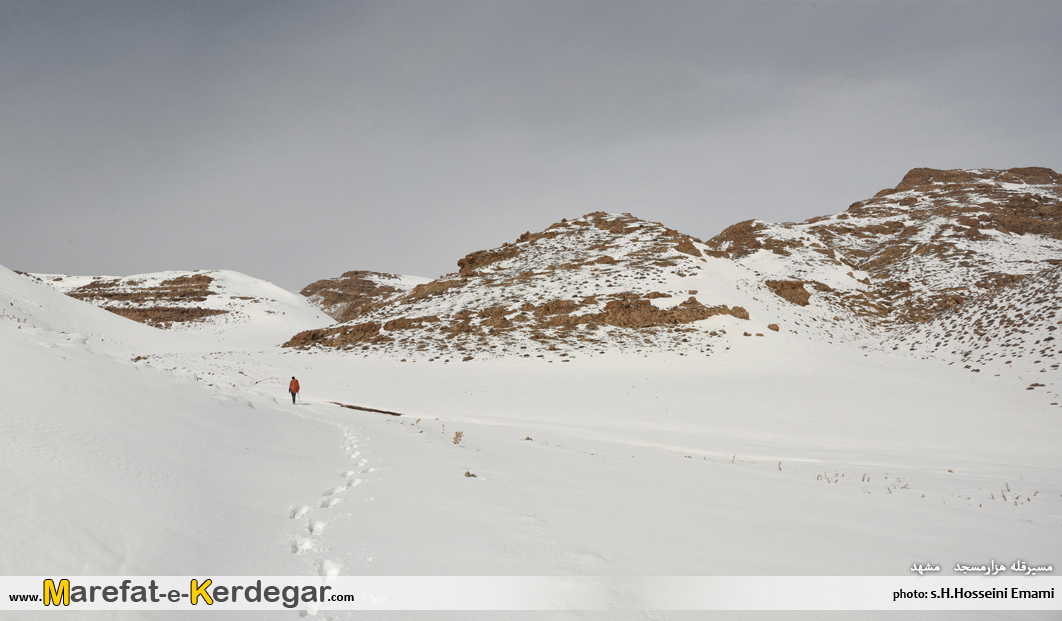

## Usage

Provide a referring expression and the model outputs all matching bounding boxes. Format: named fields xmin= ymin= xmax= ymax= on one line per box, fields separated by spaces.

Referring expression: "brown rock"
xmin=299 ymin=271 xmax=406 ymax=322
xmin=765 ymin=280 xmax=811 ymax=306
xmin=705 ymin=219 xmax=764 ymax=258
xmin=895 ymin=168 xmax=981 ymax=192
xmin=457 ymin=245 xmax=519 ymax=276
xmin=103 ymin=306 xmax=228 ymax=328
xmin=674 ymin=239 xmax=702 ymax=257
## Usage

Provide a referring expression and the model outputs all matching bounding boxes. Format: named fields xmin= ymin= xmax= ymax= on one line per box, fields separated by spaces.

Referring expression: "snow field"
xmin=3 ymin=264 xmax=1059 ymax=620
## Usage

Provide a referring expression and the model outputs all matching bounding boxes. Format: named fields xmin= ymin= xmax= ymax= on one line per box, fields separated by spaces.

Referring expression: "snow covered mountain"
xmin=284 ymin=211 xmax=880 ymax=361
xmin=284 ymin=168 xmax=1062 ymax=368
xmin=708 ymin=166 xmax=1062 ymax=324
xmin=32 ymin=269 xmax=332 ymax=348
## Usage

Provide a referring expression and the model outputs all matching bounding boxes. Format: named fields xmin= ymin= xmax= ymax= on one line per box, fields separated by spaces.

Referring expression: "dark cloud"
xmin=2 ymin=1 xmax=1060 ymax=290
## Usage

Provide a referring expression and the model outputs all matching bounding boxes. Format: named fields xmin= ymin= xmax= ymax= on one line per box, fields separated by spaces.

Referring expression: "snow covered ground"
xmin=2 ymin=264 xmax=1059 ymax=620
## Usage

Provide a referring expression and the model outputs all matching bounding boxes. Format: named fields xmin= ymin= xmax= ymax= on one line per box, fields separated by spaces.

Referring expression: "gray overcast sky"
xmin=2 ymin=1 xmax=1060 ymax=291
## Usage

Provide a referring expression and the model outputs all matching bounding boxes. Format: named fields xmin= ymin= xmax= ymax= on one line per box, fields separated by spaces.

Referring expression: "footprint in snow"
xmin=319 ymin=559 xmax=341 ymax=577
xmin=289 ymin=505 xmax=310 ymax=519
xmin=341 ymin=470 xmax=356 ymax=477
xmin=290 ymin=536 xmax=314 ymax=555
xmin=309 ymin=520 xmax=326 ymax=536
xmin=346 ymin=477 xmax=362 ymax=488
xmin=320 ymin=496 xmax=342 ymax=509
xmin=323 ymin=485 xmax=346 ymax=496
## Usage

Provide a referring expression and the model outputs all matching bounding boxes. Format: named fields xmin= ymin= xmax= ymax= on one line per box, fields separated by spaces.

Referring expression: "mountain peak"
xmin=892 ymin=166 xmax=1061 ymax=193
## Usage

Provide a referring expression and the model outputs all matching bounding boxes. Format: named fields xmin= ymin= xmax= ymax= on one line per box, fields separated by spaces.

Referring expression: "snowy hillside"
xmin=0 ymin=265 xmax=344 ymax=577
xmin=3 ymin=269 xmax=169 ymax=354
xmin=884 ymin=264 xmax=1061 ymax=404
xmin=708 ymin=167 xmax=1062 ymax=324
xmin=33 ymin=269 xmax=333 ymax=348
xmin=282 ymin=168 xmax=1062 ymax=403
xmin=285 ymin=212 xmax=878 ymax=361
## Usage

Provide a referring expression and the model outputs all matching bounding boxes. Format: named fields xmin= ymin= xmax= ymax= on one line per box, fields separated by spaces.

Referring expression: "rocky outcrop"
xmin=58 ymin=273 xmax=229 ymax=326
xmin=300 ymin=271 xmax=425 ymax=322
xmin=104 ymin=306 xmax=229 ymax=328
xmin=765 ymin=281 xmax=811 ymax=306
xmin=68 ymin=274 xmax=215 ymax=304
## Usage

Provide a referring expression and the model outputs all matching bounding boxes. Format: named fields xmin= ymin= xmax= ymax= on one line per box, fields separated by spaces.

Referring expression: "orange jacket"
xmin=290 ymin=379 xmax=300 ymax=394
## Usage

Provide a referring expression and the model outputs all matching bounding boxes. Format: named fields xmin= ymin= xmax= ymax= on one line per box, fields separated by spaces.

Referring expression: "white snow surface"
xmin=882 ymin=264 xmax=1062 ymax=403
xmin=2 ymin=263 xmax=1060 ymax=620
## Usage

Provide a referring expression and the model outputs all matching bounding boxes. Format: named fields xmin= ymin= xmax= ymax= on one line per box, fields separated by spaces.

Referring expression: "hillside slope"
xmin=284 ymin=168 xmax=1062 ymax=365
xmin=0 ymin=264 xmax=344 ymax=577
xmin=285 ymin=212 xmax=879 ymax=361
xmin=884 ymin=264 xmax=1061 ymax=404
xmin=34 ymin=269 xmax=333 ymax=349
xmin=707 ymin=167 xmax=1062 ymax=324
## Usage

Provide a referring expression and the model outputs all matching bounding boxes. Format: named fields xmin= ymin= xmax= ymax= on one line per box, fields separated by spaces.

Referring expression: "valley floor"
xmin=3 ymin=311 xmax=1059 ymax=620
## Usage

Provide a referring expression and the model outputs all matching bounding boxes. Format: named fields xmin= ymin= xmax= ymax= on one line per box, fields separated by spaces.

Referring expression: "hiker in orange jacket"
xmin=289 ymin=376 xmax=300 ymax=404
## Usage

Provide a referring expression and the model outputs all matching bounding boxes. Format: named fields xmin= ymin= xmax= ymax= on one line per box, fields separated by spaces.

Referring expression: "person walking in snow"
xmin=289 ymin=376 xmax=300 ymax=404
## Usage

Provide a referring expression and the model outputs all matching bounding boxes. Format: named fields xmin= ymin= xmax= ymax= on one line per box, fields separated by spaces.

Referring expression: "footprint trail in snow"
xmin=286 ymin=422 xmax=373 ymax=578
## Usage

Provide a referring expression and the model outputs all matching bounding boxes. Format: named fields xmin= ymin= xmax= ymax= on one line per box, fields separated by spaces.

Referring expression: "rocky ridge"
xmin=708 ymin=167 xmax=1062 ymax=324
xmin=300 ymin=271 xmax=430 ymax=322
xmin=284 ymin=212 xmax=878 ymax=360
xmin=285 ymin=167 xmax=1062 ymax=365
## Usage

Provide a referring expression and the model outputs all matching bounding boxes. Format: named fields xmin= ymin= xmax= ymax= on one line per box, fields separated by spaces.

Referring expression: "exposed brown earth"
xmin=885 ymin=264 xmax=1061 ymax=399
xmin=300 ymin=271 xmax=411 ymax=322
xmin=104 ymin=306 xmax=229 ymax=328
xmin=765 ymin=281 xmax=811 ymax=306
xmin=61 ymin=273 xmax=230 ymax=328
xmin=69 ymin=274 xmax=214 ymax=304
